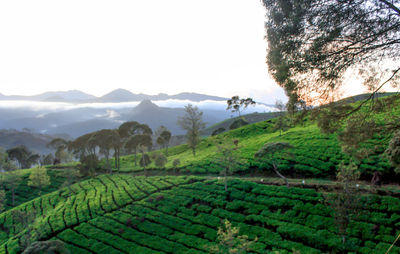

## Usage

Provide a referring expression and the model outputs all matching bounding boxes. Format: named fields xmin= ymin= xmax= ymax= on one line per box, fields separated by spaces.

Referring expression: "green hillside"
xmin=114 ymin=96 xmax=399 ymax=180
xmin=0 ymin=168 xmax=80 ymax=212
xmin=1 ymin=175 xmax=400 ymax=253
xmin=200 ymin=112 xmax=281 ymax=136
xmin=1 ymin=95 xmax=398 ymax=253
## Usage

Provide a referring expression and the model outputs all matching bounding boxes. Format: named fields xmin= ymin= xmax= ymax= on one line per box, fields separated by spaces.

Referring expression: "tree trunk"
xmin=192 ymin=147 xmax=196 ymax=156
xmin=272 ymin=164 xmax=289 ymax=187
xmin=166 ymin=145 xmax=169 ymax=157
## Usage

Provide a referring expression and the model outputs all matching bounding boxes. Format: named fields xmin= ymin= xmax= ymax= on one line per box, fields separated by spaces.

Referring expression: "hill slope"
xmin=0 ymin=130 xmax=57 ymax=154
xmin=201 ymin=112 xmax=282 ymax=136
xmin=1 ymin=175 xmax=399 ymax=253
xmin=114 ymin=95 xmax=399 ymax=181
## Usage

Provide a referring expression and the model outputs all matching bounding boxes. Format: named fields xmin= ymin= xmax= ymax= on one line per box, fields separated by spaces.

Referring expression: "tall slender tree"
xmin=156 ymin=128 xmax=172 ymax=156
xmin=177 ymin=104 xmax=205 ymax=156
xmin=274 ymin=100 xmax=290 ymax=136
xmin=125 ymin=134 xmax=152 ymax=166
xmin=226 ymin=96 xmax=256 ymax=117
xmin=110 ymin=130 xmax=121 ymax=171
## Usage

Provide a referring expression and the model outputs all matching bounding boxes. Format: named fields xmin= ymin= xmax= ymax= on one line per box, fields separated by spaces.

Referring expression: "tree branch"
xmin=344 ymin=67 xmax=400 ymax=117
xmin=377 ymin=0 xmax=400 ymax=16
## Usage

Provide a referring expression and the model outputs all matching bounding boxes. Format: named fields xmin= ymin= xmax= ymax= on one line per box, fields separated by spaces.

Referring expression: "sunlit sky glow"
xmin=0 ymin=0 xmax=377 ymax=104
xmin=0 ymin=0 xmax=285 ymax=103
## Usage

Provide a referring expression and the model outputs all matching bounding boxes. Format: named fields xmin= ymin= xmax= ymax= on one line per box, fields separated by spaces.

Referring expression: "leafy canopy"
xmin=226 ymin=96 xmax=256 ymax=116
xmin=263 ymin=0 xmax=400 ymax=107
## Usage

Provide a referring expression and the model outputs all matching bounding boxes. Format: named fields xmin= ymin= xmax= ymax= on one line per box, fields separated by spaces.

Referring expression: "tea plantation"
xmin=1 ymin=175 xmax=400 ymax=253
xmin=0 ymin=168 xmax=80 ymax=211
xmin=115 ymin=121 xmax=393 ymax=179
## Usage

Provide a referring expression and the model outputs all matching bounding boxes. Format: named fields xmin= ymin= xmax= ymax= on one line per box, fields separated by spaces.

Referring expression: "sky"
xmin=0 ymin=0 xmax=289 ymax=104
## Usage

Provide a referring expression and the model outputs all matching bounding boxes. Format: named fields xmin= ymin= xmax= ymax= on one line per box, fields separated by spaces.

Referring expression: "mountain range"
xmin=0 ymin=89 xmax=277 ymax=154
xmin=0 ymin=98 xmax=274 ymax=138
xmin=0 ymin=89 xmax=229 ymax=103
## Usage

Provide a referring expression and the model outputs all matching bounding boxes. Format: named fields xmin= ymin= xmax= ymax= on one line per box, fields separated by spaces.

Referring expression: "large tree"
xmin=119 ymin=121 xmax=152 ymax=141
xmin=6 ymin=146 xmax=39 ymax=169
xmin=262 ymin=0 xmax=400 ymax=160
xmin=91 ymin=129 xmax=115 ymax=173
xmin=119 ymin=121 xmax=153 ymax=165
xmin=177 ymin=104 xmax=206 ymax=156
xmin=263 ymin=0 xmax=400 ymax=107
xmin=125 ymin=134 xmax=153 ymax=166
xmin=47 ymin=138 xmax=70 ymax=163
xmin=68 ymin=133 xmax=95 ymax=160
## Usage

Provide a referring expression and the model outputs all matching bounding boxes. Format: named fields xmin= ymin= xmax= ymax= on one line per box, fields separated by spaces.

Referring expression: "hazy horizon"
xmin=0 ymin=0 xmax=289 ymax=103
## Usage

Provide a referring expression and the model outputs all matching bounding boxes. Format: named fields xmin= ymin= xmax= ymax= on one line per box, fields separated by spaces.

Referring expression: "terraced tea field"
xmin=1 ymin=168 xmax=80 ymax=211
xmin=1 ymin=175 xmax=399 ymax=253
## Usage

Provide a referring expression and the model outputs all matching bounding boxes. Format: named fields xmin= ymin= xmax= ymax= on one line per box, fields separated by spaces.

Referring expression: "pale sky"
xmin=0 ymin=0 xmax=289 ymax=104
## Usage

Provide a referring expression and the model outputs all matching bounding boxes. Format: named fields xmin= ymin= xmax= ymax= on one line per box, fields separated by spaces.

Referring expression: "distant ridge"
xmin=98 ymin=89 xmax=146 ymax=102
xmin=0 ymin=89 xmax=228 ymax=103
xmin=97 ymin=90 xmax=229 ymax=102
xmin=0 ymin=90 xmax=97 ymax=102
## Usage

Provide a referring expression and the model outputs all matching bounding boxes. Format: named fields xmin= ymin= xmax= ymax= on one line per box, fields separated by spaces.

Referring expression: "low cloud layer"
xmin=0 ymin=99 xmax=276 ymax=113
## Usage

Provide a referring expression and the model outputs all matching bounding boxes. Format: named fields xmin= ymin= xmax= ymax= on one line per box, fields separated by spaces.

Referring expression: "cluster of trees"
xmin=60 ymin=121 xmax=173 ymax=175
xmin=63 ymin=104 xmax=207 ymax=175
xmin=0 ymin=144 xmax=63 ymax=172
xmin=0 ymin=146 xmax=51 ymax=208
xmin=1 ymin=146 xmax=38 ymax=170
